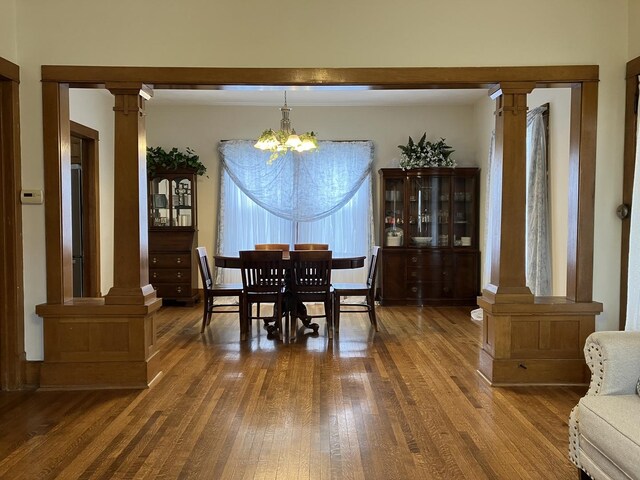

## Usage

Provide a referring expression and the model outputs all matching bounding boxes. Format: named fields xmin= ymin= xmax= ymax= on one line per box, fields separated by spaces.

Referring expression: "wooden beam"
xmin=40 ymin=65 xmax=600 ymax=89
xmin=42 ymin=82 xmax=73 ymax=304
xmin=566 ymin=82 xmax=598 ymax=303
xmin=0 ymin=70 xmax=26 ymax=390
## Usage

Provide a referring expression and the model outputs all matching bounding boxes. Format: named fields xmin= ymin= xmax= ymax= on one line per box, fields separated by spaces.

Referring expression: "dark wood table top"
xmin=214 ymin=252 xmax=366 ymax=270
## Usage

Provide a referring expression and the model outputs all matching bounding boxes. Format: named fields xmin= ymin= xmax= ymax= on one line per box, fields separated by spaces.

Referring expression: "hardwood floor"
xmin=0 ymin=305 xmax=584 ymax=479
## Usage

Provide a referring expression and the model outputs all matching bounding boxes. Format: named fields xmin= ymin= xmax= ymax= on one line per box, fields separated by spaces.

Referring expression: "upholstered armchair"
xmin=569 ymin=331 xmax=640 ymax=479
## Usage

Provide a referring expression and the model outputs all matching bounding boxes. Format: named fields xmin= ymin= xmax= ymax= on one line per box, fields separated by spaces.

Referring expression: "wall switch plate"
xmin=20 ymin=189 xmax=43 ymax=204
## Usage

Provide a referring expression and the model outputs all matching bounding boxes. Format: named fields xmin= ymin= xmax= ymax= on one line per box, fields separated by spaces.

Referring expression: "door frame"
xmin=0 ymin=56 xmax=25 ymax=390
xmin=619 ymin=56 xmax=640 ymax=329
xmin=40 ymin=65 xmax=600 ymax=309
xmin=70 ymin=121 xmax=101 ymax=297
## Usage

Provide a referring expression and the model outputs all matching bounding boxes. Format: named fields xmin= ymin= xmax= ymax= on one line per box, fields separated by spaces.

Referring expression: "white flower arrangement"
xmin=398 ymin=133 xmax=455 ymax=169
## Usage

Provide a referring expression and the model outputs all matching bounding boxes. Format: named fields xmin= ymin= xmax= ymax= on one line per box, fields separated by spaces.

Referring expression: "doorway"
xmin=70 ymin=121 xmax=101 ymax=298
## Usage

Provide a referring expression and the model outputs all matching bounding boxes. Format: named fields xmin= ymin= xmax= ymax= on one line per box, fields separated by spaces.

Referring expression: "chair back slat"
xmin=240 ymin=250 xmax=286 ymax=294
xmin=196 ymin=246 xmax=213 ymax=289
xmin=290 ymin=250 xmax=332 ymax=294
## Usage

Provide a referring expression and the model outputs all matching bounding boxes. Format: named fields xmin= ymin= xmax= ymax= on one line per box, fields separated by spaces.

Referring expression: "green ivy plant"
xmin=146 ymin=146 xmax=207 ymax=177
xmin=398 ymin=133 xmax=455 ymax=169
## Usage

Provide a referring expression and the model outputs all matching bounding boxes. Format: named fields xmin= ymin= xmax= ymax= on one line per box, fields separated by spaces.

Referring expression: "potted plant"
xmin=146 ymin=146 xmax=207 ymax=177
xmin=398 ymin=133 xmax=455 ymax=169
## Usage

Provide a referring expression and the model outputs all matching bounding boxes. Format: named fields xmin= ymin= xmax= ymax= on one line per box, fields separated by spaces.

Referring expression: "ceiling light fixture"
xmin=254 ymin=92 xmax=318 ymax=164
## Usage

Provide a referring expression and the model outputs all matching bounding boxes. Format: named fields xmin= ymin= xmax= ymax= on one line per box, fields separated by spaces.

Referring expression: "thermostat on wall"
xmin=20 ymin=189 xmax=43 ymax=204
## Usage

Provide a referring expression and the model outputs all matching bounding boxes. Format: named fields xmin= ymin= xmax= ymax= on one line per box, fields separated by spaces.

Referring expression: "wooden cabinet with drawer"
xmin=379 ymin=167 xmax=480 ymax=306
xmin=148 ymin=168 xmax=200 ymax=305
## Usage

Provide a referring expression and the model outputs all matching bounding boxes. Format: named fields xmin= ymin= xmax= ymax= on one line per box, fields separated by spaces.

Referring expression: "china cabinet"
xmin=379 ymin=167 xmax=480 ymax=305
xmin=148 ymin=168 xmax=199 ymax=305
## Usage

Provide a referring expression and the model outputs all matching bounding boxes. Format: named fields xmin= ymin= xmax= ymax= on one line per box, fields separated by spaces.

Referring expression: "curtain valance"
xmin=219 ymin=140 xmax=373 ymax=222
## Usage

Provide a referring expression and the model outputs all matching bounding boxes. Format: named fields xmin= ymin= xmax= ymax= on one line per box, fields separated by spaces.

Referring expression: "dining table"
xmin=214 ymin=252 xmax=366 ymax=336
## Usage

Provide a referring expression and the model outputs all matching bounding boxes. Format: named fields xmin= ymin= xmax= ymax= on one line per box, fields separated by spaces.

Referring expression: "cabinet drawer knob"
xmin=152 ymin=272 xmax=157 ymax=279
xmin=177 ymin=272 xmax=182 ymax=278
xmin=152 ymin=257 xmax=157 ymax=264
xmin=411 ymin=257 xmax=418 ymax=263
xmin=176 ymin=258 xmax=182 ymax=264
xmin=411 ymin=287 xmax=418 ymax=293
xmin=177 ymin=286 xmax=183 ymax=293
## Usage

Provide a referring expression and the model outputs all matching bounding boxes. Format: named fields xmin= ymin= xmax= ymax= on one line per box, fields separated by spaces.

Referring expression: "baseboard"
xmin=25 ymin=360 xmax=42 ymax=389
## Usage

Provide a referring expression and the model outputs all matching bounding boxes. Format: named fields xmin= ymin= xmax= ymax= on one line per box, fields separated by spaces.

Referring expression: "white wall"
xmin=146 ymin=103 xmax=478 ymax=266
xmin=630 ymin=0 xmax=640 ymax=59
xmin=11 ymin=0 xmax=631 ymax=357
xmin=0 ymin=0 xmax=17 ymax=62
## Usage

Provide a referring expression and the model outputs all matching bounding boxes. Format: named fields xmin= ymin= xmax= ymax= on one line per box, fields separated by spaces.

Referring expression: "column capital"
xmin=489 ymin=82 xmax=535 ymax=99
xmin=106 ymin=82 xmax=153 ymax=100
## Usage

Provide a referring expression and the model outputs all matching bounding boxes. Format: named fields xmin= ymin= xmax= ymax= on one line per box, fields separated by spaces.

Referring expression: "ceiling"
xmin=150 ymin=87 xmax=489 ymax=107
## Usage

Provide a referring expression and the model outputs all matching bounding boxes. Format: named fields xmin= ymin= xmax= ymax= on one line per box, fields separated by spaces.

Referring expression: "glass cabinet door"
xmin=408 ymin=175 xmax=450 ymax=247
xmin=452 ymin=175 xmax=476 ymax=247
xmin=383 ymin=177 xmax=405 ymax=247
xmin=172 ymin=177 xmax=193 ymax=227
xmin=150 ymin=178 xmax=170 ymax=227
xmin=149 ymin=175 xmax=194 ymax=227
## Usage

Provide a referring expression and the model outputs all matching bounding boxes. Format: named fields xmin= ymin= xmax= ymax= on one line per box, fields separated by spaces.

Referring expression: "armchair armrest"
xmin=583 ymin=331 xmax=640 ymax=396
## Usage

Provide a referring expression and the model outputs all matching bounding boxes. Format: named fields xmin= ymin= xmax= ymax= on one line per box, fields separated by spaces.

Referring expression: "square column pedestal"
xmin=35 ymin=298 xmax=162 ymax=389
xmin=477 ymin=296 xmax=602 ymax=385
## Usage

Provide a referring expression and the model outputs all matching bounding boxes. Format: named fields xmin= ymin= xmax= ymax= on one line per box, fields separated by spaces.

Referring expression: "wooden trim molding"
xmin=620 ymin=58 xmax=640 ymax=329
xmin=566 ymin=82 xmax=598 ymax=303
xmin=41 ymin=65 xmax=599 ymax=89
xmin=0 ymin=56 xmax=25 ymax=390
xmin=70 ymin=121 xmax=101 ymax=297
xmin=0 ymin=57 xmax=19 ymax=82
xmin=42 ymin=82 xmax=73 ymax=304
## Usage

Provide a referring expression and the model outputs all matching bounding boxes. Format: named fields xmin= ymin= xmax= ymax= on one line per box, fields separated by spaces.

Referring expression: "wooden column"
xmin=567 ymin=81 xmax=598 ymax=304
xmin=482 ymin=82 xmax=535 ymax=304
xmin=478 ymin=81 xmax=602 ymax=385
xmin=104 ymin=83 xmax=156 ymax=305
xmin=0 ymin=58 xmax=26 ymax=390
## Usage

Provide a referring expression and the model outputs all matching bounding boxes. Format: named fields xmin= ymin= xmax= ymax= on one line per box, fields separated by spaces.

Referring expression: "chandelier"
xmin=254 ymin=92 xmax=318 ymax=163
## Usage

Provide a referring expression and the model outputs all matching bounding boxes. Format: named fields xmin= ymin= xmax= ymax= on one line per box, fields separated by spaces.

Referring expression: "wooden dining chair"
xmin=195 ymin=247 xmax=245 ymax=337
xmin=293 ymin=243 xmax=329 ymax=250
xmin=240 ymin=250 xmax=287 ymax=339
xmin=332 ymin=246 xmax=380 ymax=333
xmin=255 ymin=243 xmax=290 ymax=252
xmin=289 ymin=250 xmax=333 ymax=339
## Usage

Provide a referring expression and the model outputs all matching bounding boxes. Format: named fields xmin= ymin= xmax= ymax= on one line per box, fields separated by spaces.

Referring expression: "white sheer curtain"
xmin=526 ymin=105 xmax=552 ymax=296
xmin=626 ymin=82 xmax=640 ymax=330
xmin=471 ymin=132 xmax=495 ymax=322
xmin=216 ymin=140 xmax=374 ymax=285
xmin=219 ymin=140 xmax=373 ymax=221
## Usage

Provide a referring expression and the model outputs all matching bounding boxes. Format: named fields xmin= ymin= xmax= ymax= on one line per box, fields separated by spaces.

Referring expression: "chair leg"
xmin=200 ymin=295 xmax=210 ymax=333
xmin=333 ymin=293 xmax=341 ymax=333
xmin=326 ymin=298 xmax=333 ymax=340
xmin=239 ymin=294 xmax=247 ymax=341
xmin=367 ymin=293 xmax=378 ymax=332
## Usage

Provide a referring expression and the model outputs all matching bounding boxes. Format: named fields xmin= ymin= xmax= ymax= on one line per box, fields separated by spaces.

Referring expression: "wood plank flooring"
xmin=0 ymin=305 xmax=585 ymax=479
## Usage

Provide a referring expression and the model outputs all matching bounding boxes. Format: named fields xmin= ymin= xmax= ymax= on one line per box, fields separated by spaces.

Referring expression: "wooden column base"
xmin=35 ymin=297 xmax=162 ymax=390
xmin=477 ymin=295 xmax=602 ymax=385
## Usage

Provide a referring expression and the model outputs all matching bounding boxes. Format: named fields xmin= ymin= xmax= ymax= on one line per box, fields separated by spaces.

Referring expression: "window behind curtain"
xmin=217 ymin=170 xmax=373 ymax=285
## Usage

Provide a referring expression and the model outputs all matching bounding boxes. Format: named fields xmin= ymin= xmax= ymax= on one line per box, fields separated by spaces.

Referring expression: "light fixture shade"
xmin=255 ymin=92 xmax=318 ymax=163
xmin=285 ymin=134 xmax=302 ymax=148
